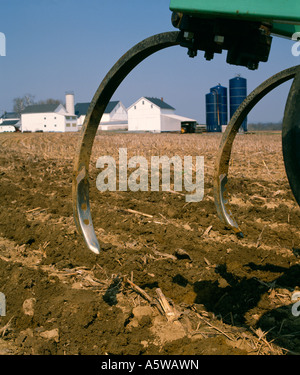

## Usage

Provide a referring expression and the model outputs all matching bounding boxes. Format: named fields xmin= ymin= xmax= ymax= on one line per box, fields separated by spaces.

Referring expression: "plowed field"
xmin=0 ymin=131 xmax=299 ymax=355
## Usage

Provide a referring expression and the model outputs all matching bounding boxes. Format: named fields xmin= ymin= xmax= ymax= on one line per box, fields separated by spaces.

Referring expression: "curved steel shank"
xmin=72 ymin=32 xmax=182 ymax=254
xmin=214 ymin=65 xmax=300 ymax=237
xmin=282 ymin=72 xmax=300 ymax=207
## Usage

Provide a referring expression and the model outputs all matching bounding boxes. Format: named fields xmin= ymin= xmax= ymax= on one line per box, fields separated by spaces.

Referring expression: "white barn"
xmin=0 ymin=125 xmax=16 ymax=133
xmin=21 ymin=103 xmax=78 ymax=133
xmin=128 ymin=97 xmax=196 ymax=133
xmin=0 ymin=112 xmax=21 ymax=132
xmin=75 ymin=101 xmax=128 ymax=131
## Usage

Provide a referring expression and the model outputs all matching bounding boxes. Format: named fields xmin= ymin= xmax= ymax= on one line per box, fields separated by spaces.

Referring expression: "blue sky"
xmin=0 ymin=0 xmax=299 ymax=123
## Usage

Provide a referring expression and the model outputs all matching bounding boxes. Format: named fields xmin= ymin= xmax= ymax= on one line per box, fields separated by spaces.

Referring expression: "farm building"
xmin=0 ymin=112 xmax=21 ymax=132
xmin=75 ymin=101 xmax=128 ymax=131
xmin=0 ymin=124 xmax=17 ymax=133
xmin=21 ymin=103 xmax=77 ymax=133
xmin=127 ymin=97 xmax=197 ymax=133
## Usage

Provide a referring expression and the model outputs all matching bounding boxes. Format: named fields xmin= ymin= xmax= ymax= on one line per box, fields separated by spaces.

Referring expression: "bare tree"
xmin=13 ymin=94 xmax=35 ymax=116
xmin=37 ymin=98 xmax=62 ymax=106
xmin=12 ymin=98 xmax=24 ymax=116
xmin=23 ymin=94 xmax=35 ymax=108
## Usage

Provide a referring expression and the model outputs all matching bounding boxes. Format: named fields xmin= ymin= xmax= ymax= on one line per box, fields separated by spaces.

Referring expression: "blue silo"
xmin=206 ymin=84 xmax=228 ymax=132
xmin=229 ymin=76 xmax=247 ymax=132
xmin=206 ymin=92 xmax=220 ymax=132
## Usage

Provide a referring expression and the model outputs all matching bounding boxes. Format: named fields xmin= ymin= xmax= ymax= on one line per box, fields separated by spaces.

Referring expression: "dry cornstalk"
xmin=166 ymin=189 xmax=185 ymax=197
xmin=196 ymin=313 xmax=235 ymax=341
xmin=262 ymin=160 xmax=278 ymax=184
xmin=250 ymin=327 xmax=275 ymax=352
xmin=152 ymin=249 xmax=177 ymax=261
xmin=26 ymin=207 xmax=42 ymax=213
xmin=124 ymin=208 xmax=153 ymax=218
xmin=0 ymin=316 xmax=14 ymax=337
xmin=156 ymin=288 xmax=177 ymax=322
xmin=124 ymin=278 xmax=165 ymax=316
xmin=84 ymin=274 xmax=104 ymax=286
xmin=256 ymin=226 xmax=266 ymax=248
xmin=42 ymin=241 xmax=50 ymax=249
xmin=203 ymin=225 xmax=212 ymax=237
xmin=0 ymin=255 xmax=10 ymax=262
xmin=124 ymin=277 xmax=154 ymax=304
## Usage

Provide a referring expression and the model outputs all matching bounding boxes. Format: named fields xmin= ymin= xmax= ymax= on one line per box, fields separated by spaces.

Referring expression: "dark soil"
xmin=0 ymin=132 xmax=299 ymax=355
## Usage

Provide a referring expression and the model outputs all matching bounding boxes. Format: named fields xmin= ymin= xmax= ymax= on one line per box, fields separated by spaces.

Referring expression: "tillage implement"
xmin=73 ymin=1 xmax=300 ymax=254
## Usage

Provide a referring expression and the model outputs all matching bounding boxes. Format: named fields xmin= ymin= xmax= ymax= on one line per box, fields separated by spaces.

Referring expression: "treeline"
xmin=247 ymin=122 xmax=282 ymax=131
xmin=13 ymin=94 xmax=63 ymax=116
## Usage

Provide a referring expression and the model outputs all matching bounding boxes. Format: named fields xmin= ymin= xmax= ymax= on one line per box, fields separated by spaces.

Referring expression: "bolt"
xmin=188 ymin=48 xmax=197 ymax=58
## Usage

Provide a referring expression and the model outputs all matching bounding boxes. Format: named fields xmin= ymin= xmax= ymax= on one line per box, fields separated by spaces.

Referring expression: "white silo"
xmin=65 ymin=91 xmax=75 ymax=115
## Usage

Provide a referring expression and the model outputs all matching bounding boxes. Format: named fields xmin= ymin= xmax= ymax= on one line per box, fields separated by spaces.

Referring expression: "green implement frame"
xmin=170 ymin=0 xmax=300 ymax=38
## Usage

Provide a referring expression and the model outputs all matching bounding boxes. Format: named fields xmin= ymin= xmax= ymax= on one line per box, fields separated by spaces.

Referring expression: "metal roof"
xmin=75 ymin=101 xmax=120 ymax=117
xmin=1 ymin=112 xmax=20 ymax=119
xmin=162 ymin=114 xmax=196 ymax=122
xmin=1 ymin=120 xmax=20 ymax=126
xmin=74 ymin=103 xmax=90 ymax=117
xmin=22 ymin=104 xmax=60 ymax=114
xmin=145 ymin=97 xmax=175 ymax=110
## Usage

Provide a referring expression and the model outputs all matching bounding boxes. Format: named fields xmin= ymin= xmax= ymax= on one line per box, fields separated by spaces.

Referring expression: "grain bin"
xmin=206 ymin=92 xmax=220 ymax=132
xmin=229 ymin=76 xmax=247 ymax=132
xmin=206 ymin=84 xmax=228 ymax=132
